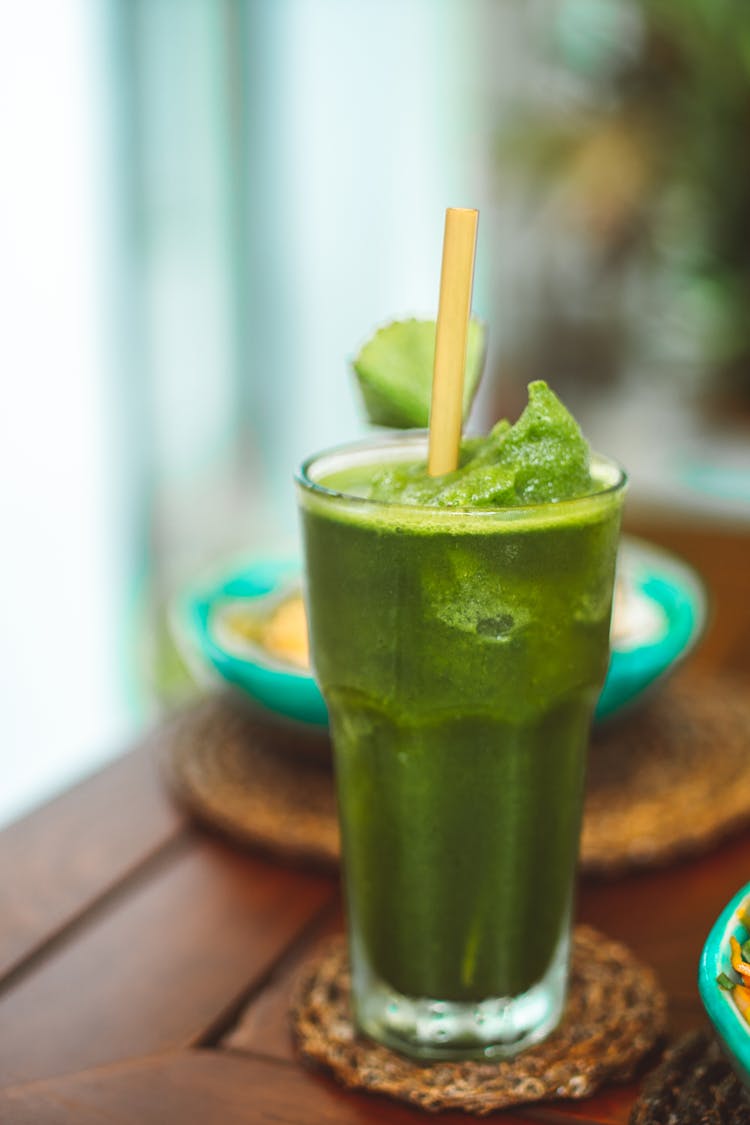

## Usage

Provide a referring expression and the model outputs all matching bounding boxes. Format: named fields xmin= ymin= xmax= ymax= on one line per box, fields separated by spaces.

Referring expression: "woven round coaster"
xmin=161 ymin=678 xmax=750 ymax=874
xmin=289 ymin=928 xmax=666 ymax=1116
xmin=630 ymin=1027 xmax=750 ymax=1124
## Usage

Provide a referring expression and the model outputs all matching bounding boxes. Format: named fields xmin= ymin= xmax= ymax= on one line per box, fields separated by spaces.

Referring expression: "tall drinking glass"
xmin=296 ymin=434 xmax=626 ymax=1060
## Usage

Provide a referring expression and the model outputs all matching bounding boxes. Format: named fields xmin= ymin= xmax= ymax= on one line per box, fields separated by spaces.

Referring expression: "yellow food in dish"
xmin=261 ymin=595 xmax=309 ymax=668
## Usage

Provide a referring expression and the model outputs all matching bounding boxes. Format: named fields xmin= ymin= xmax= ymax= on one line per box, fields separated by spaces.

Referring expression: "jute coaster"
xmin=630 ymin=1027 xmax=750 ymax=1124
xmin=161 ymin=678 xmax=750 ymax=875
xmin=289 ymin=928 xmax=666 ymax=1115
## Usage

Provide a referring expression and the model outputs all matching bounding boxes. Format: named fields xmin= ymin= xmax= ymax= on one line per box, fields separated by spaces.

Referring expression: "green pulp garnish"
xmin=365 ymin=380 xmax=595 ymax=509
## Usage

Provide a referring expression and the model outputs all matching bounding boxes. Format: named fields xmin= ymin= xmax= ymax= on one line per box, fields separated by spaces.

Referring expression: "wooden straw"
xmin=427 ymin=207 xmax=479 ymax=476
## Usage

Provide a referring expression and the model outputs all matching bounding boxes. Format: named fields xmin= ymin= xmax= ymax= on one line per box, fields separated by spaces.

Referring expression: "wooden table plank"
xmin=533 ymin=1085 xmax=640 ymax=1125
xmin=578 ymin=823 xmax=750 ymax=1037
xmin=0 ymin=738 xmax=184 ymax=984
xmin=222 ymin=905 xmax=343 ymax=1062
xmin=0 ymin=1049 xmax=570 ymax=1125
xmin=0 ymin=838 xmax=335 ymax=1088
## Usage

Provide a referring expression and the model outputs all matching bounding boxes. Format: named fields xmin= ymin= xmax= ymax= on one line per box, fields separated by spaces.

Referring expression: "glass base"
xmin=352 ymin=929 xmax=569 ymax=1061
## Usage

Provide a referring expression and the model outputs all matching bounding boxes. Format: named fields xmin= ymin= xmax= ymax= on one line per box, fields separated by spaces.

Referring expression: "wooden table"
xmin=1 ymin=516 xmax=748 ymax=1124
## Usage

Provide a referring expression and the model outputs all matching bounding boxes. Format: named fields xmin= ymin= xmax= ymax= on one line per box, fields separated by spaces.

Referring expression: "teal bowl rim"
xmin=171 ymin=536 xmax=707 ymax=730
xmin=595 ymin=537 xmax=708 ymax=720
xmin=698 ymin=881 xmax=750 ymax=1089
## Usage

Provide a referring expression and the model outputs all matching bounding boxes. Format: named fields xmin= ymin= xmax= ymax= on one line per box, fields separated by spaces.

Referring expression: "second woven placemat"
xmin=161 ymin=678 xmax=750 ymax=874
xmin=160 ymin=693 xmax=337 ymax=866
xmin=584 ymin=677 xmax=750 ymax=872
xmin=630 ymin=1027 xmax=750 ymax=1124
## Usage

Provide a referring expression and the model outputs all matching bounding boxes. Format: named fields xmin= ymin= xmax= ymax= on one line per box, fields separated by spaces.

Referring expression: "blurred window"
xmin=0 ymin=0 xmax=485 ymax=826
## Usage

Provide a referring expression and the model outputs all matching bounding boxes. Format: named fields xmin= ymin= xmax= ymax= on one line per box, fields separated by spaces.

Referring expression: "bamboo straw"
xmin=427 ymin=207 xmax=478 ymax=476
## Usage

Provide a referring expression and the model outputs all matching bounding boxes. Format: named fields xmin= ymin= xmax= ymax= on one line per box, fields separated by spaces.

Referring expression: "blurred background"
xmin=2 ymin=0 xmax=749 ymax=828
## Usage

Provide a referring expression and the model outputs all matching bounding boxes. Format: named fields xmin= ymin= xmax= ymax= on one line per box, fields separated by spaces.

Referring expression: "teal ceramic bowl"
xmin=699 ymin=882 xmax=750 ymax=1091
xmin=172 ymin=556 xmax=328 ymax=727
xmin=172 ymin=536 xmax=706 ymax=729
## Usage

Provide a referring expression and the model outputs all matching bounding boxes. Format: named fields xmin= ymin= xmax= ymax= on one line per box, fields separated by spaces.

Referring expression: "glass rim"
xmin=295 ymin=431 xmax=627 ymax=518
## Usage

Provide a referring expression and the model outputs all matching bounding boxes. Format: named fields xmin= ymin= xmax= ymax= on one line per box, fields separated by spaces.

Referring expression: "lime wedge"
xmin=352 ymin=318 xmax=487 ymax=429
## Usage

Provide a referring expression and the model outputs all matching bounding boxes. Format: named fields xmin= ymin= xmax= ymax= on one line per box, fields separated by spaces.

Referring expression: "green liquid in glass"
xmin=301 ymin=473 xmax=622 ymax=1003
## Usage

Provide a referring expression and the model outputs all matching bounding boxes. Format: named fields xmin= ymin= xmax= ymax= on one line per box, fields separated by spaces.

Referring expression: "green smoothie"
xmin=297 ymin=382 xmax=625 ymax=1058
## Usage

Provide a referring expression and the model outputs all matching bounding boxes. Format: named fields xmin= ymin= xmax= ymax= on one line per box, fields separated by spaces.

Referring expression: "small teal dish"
xmin=172 ymin=536 xmax=707 ymax=730
xmin=172 ymin=556 xmax=328 ymax=727
xmin=699 ymin=881 xmax=750 ymax=1092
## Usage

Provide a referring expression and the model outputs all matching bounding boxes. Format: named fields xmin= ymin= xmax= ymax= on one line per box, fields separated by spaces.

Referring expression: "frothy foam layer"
xmin=303 ymin=449 xmax=623 ymax=536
